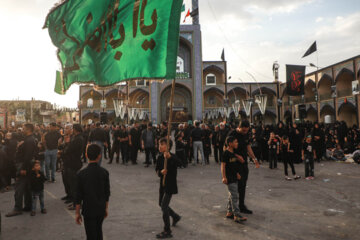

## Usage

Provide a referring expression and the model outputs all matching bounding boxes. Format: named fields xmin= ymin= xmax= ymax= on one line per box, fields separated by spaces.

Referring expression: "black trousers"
xmin=238 ymin=165 xmax=249 ymax=210
xmin=213 ymin=146 xmax=219 ymax=163
xmin=176 ymin=150 xmax=187 ymax=167
xmin=305 ymin=158 xmax=314 ymax=177
xmin=64 ymin=168 xmax=78 ymax=205
xmin=109 ymin=143 xmax=120 ymax=163
xmin=120 ymin=144 xmax=129 ymax=164
xmin=219 ymin=144 xmax=225 ymax=163
xmin=131 ymin=146 xmax=139 ymax=164
xmin=14 ymin=175 xmax=32 ymax=211
xmin=159 ymin=192 xmax=179 ymax=232
xmin=84 ymin=215 xmax=104 ymax=240
xmin=61 ymin=169 xmax=70 ymax=197
xmin=103 ymin=144 xmax=111 ymax=159
xmin=283 ymin=153 xmax=296 ymax=176
xmin=145 ymin=147 xmax=157 ymax=165
xmin=269 ymin=150 xmax=278 ymax=169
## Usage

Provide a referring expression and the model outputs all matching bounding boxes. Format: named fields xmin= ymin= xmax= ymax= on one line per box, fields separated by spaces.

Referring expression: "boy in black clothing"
xmin=75 ymin=144 xmax=110 ymax=240
xmin=221 ymin=136 xmax=247 ymax=223
xmin=175 ymin=132 xmax=187 ymax=168
xmin=268 ymin=132 xmax=279 ymax=169
xmin=155 ymin=138 xmax=181 ymax=239
xmin=282 ymin=136 xmax=301 ymax=181
xmin=302 ymin=135 xmax=316 ymax=180
xmin=30 ymin=161 xmax=47 ymax=216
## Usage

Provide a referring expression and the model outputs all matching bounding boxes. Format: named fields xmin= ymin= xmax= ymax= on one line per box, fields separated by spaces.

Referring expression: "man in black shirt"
xmin=190 ymin=121 xmax=205 ymax=166
xmin=76 ymin=144 xmax=110 ymax=240
xmin=63 ymin=124 xmax=84 ymax=210
xmin=88 ymin=122 xmax=107 ymax=166
xmin=6 ymin=123 xmax=37 ymax=217
xmin=43 ymin=122 xmax=61 ymax=182
xmin=119 ymin=125 xmax=129 ymax=165
xmin=218 ymin=123 xmax=228 ymax=163
xmin=228 ymin=120 xmax=260 ymax=215
xmin=155 ymin=138 xmax=181 ymax=239
xmin=129 ymin=123 xmax=141 ymax=165
xmin=212 ymin=125 xmax=220 ymax=164
xmin=109 ymin=125 xmax=121 ymax=164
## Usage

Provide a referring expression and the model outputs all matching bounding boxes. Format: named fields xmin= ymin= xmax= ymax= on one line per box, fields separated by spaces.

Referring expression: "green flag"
xmin=44 ymin=0 xmax=183 ymax=94
xmin=181 ymin=4 xmax=185 ymax=12
xmin=55 ymin=70 xmax=65 ymax=95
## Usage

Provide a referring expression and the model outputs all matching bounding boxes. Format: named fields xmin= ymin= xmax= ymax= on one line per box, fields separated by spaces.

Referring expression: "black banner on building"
xmin=286 ymin=65 xmax=306 ymax=96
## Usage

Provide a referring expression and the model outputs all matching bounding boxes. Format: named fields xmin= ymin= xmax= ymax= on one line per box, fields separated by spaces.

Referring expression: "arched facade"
xmin=129 ymin=89 xmax=149 ymax=109
xmin=320 ymin=105 xmax=335 ymax=123
xmin=306 ymin=106 xmax=318 ymax=122
xmin=204 ymin=88 xmax=224 ymax=108
xmin=338 ymin=102 xmax=357 ymax=127
xmin=160 ymin=84 xmax=192 ymax=123
xmin=304 ymin=80 xmax=316 ymax=103
xmin=82 ymin=90 xmax=102 ymax=109
xmin=336 ymin=68 xmax=354 ymax=98
xmin=318 ymin=74 xmax=332 ymax=101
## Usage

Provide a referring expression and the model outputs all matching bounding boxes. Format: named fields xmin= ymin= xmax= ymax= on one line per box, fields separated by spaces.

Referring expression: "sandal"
xmin=294 ymin=175 xmax=301 ymax=180
xmin=226 ymin=212 xmax=234 ymax=219
xmin=285 ymin=176 xmax=292 ymax=181
xmin=156 ymin=231 xmax=173 ymax=239
xmin=234 ymin=215 xmax=247 ymax=223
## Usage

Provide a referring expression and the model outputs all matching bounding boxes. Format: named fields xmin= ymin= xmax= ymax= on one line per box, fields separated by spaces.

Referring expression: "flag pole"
xmin=163 ymin=79 xmax=176 ymax=186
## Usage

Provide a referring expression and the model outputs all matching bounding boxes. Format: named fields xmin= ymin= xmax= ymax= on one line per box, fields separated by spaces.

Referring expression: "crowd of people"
xmin=0 ymin=119 xmax=359 ymax=239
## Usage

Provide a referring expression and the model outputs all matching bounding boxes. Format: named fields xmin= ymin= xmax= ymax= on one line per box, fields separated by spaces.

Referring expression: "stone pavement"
xmin=0 ymin=153 xmax=360 ymax=240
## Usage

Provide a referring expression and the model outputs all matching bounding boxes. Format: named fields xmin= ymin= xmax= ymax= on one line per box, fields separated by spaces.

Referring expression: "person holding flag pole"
xmin=43 ymin=0 xmax=184 ymax=239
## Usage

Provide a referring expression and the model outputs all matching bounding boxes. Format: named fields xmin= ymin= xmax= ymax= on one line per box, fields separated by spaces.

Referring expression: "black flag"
xmin=286 ymin=65 xmax=306 ymax=96
xmin=302 ymin=41 xmax=317 ymax=58
xmin=221 ymin=49 xmax=225 ymax=61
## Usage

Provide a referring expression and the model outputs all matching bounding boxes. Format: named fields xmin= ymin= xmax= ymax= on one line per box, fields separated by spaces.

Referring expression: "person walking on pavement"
xmin=6 ymin=123 xmax=37 ymax=217
xmin=88 ymin=122 xmax=107 ymax=166
xmin=75 ymin=144 xmax=110 ymax=240
xmin=141 ymin=122 xmax=157 ymax=167
xmin=190 ymin=121 xmax=205 ymax=166
xmin=43 ymin=122 xmax=61 ymax=182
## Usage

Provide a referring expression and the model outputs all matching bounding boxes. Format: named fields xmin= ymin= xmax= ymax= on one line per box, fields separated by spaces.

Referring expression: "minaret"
xmin=192 ymin=0 xmax=199 ymax=25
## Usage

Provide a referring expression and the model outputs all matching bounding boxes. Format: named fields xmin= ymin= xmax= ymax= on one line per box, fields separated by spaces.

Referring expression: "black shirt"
xmin=222 ymin=150 xmax=240 ymax=184
xmin=119 ymin=130 xmax=129 ymax=143
xmin=113 ymin=130 xmax=121 ymax=145
xmin=155 ymin=153 xmax=181 ymax=195
xmin=89 ymin=127 xmax=107 ymax=143
xmin=30 ymin=170 xmax=46 ymax=192
xmin=228 ymin=130 xmax=250 ymax=163
xmin=130 ymin=128 xmax=141 ymax=147
xmin=44 ymin=131 xmax=61 ymax=150
xmin=269 ymin=138 xmax=280 ymax=151
xmin=76 ymin=163 xmax=110 ymax=217
xmin=63 ymin=134 xmax=84 ymax=171
xmin=191 ymin=127 xmax=203 ymax=142
xmin=303 ymin=142 xmax=314 ymax=159
xmin=16 ymin=135 xmax=37 ymax=172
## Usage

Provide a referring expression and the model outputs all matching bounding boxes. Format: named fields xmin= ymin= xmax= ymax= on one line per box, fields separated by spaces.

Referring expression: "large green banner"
xmin=44 ymin=0 xmax=183 ymax=94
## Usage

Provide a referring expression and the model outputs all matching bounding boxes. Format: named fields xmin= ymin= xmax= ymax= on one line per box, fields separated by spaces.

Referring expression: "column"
xmin=151 ymin=81 xmax=159 ymax=124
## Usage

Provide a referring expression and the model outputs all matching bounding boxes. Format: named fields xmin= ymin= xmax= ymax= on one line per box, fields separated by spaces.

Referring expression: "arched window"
xmin=206 ymin=73 xmax=216 ymax=85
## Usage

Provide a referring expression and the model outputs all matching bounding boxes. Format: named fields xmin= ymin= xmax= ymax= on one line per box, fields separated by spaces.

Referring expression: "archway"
xmin=336 ymin=68 xmax=354 ymax=98
xmin=82 ymin=112 xmax=99 ymax=123
xmin=204 ymin=88 xmax=224 ymax=108
xmin=178 ymin=37 xmax=192 ymax=78
xmin=228 ymin=87 xmax=248 ymax=104
xmin=82 ymin=90 xmax=102 ymax=109
xmin=304 ymin=80 xmax=316 ymax=103
xmin=252 ymin=87 xmax=277 ymax=107
xmin=318 ymin=74 xmax=332 ymax=101
xmin=306 ymin=107 xmax=317 ymax=123
xmin=338 ymin=102 xmax=357 ymax=127
xmin=284 ymin=110 xmax=292 ymax=125
xmin=160 ymin=84 xmax=192 ymax=122
xmin=129 ymin=89 xmax=149 ymax=109
xmin=320 ymin=105 xmax=335 ymax=123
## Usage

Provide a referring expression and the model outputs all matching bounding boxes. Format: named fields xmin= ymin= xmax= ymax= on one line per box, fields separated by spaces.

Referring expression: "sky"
xmin=0 ymin=0 xmax=359 ymax=108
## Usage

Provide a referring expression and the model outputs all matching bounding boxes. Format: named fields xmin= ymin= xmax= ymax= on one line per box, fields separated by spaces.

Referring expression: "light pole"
xmin=273 ymin=61 xmax=280 ymax=122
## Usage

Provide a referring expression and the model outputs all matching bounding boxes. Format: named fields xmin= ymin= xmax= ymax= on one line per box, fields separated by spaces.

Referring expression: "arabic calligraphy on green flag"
xmin=44 ymin=0 xmax=183 ymax=94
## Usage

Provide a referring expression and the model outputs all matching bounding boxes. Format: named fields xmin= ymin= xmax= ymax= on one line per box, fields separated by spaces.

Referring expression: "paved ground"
xmin=0 ymin=153 xmax=360 ymax=240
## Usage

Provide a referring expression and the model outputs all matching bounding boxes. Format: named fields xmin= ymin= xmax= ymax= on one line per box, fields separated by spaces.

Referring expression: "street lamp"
xmin=272 ymin=61 xmax=280 ymax=82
